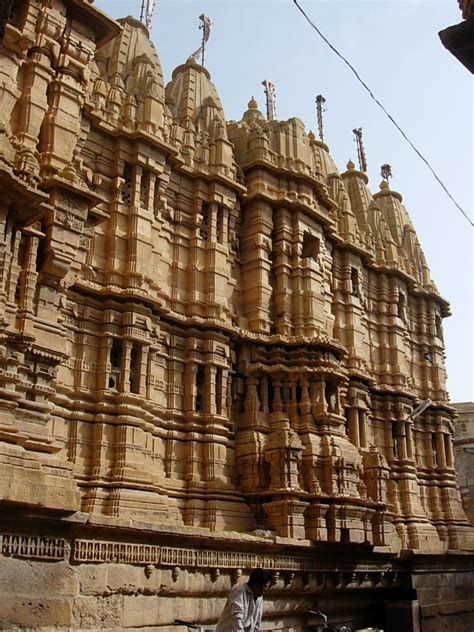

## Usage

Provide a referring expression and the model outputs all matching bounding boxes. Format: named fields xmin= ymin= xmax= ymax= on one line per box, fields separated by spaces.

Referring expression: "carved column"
xmin=240 ymin=200 xmax=273 ymax=332
xmin=347 ymin=407 xmax=360 ymax=447
xmin=359 ymin=409 xmax=368 ymax=448
xmin=119 ymin=340 xmax=133 ymax=393
xmin=435 ymin=430 xmax=447 ymax=469
xmin=13 ymin=48 xmax=55 ymax=182
xmin=183 ymin=362 xmax=198 ymax=414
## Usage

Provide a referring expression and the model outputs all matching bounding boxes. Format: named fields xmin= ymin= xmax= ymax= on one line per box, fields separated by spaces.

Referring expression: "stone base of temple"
xmin=0 ymin=510 xmax=473 ymax=632
xmin=0 ymin=443 xmax=80 ymax=512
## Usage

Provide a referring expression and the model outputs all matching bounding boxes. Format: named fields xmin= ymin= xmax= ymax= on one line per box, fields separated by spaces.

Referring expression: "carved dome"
xmin=94 ymin=16 xmax=165 ymax=99
xmin=165 ymin=58 xmax=226 ymax=131
xmin=242 ymin=97 xmax=265 ymax=124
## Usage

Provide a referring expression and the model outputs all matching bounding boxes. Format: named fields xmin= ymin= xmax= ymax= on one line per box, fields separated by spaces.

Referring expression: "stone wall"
xmin=0 ymin=514 xmax=418 ymax=631
xmin=453 ymin=402 xmax=474 ymax=525
xmin=410 ymin=555 xmax=474 ymax=632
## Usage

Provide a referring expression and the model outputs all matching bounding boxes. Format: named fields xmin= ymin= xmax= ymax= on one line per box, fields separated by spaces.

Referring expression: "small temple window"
xmin=301 ymin=232 xmax=320 ymax=260
xmin=397 ymin=292 xmax=406 ymax=320
xmin=268 ymin=380 xmax=275 ymax=414
xmin=435 ymin=315 xmax=443 ymax=340
xmin=109 ymin=339 xmax=122 ymax=390
xmin=392 ymin=422 xmax=399 ymax=458
xmin=340 ymin=528 xmax=350 ymax=544
xmin=195 ymin=364 xmax=205 ymax=412
xmin=325 ymin=383 xmax=338 ymax=412
xmin=121 ymin=163 xmax=133 ymax=205
xmin=350 ymin=267 xmax=359 ymax=297
xmin=200 ymin=202 xmax=209 ymax=241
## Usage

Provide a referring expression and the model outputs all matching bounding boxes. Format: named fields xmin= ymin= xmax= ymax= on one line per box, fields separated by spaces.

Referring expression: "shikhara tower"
xmin=0 ymin=2 xmax=472 ymax=631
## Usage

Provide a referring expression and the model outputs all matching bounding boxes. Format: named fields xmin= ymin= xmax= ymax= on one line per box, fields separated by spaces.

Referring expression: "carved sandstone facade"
xmin=0 ymin=2 xmax=472 ymax=630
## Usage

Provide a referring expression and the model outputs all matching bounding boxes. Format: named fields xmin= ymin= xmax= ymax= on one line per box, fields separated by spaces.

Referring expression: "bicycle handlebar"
xmin=174 ymin=620 xmax=201 ymax=630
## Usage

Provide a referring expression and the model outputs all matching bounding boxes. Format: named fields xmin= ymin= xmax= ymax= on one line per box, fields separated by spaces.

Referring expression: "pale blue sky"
xmin=94 ymin=0 xmax=473 ymax=402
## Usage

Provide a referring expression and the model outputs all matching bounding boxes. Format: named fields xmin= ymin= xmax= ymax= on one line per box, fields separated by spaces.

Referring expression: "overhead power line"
xmin=292 ymin=0 xmax=473 ymax=228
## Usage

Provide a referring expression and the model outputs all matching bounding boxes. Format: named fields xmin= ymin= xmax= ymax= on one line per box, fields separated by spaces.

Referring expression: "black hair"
xmin=248 ymin=568 xmax=272 ymax=587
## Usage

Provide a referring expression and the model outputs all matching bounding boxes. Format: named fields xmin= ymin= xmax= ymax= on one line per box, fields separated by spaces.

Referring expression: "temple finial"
xmin=262 ymin=80 xmax=276 ymax=120
xmin=315 ymin=95 xmax=326 ymax=142
xmin=352 ymin=127 xmax=368 ymax=172
xmin=188 ymin=14 xmax=213 ymax=67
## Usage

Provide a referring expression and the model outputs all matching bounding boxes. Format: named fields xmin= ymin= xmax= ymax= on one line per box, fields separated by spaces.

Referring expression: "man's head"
xmin=248 ymin=569 xmax=272 ymax=598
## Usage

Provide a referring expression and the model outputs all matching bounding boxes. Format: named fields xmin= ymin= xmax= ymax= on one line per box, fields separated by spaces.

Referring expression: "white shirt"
xmin=215 ymin=582 xmax=264 ymax=632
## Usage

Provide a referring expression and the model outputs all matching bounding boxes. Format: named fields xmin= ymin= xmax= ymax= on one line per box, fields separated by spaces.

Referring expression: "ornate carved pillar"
xmin=435 ymin=430 xmax=447 ymax=469
xmin=260 ymin=374 xmax=269 ymax=413
xmin=183 ymin=363 xmax=198 ymax=413
xmin=405 ymin=421 xmax=415 ymax=460
xmin=138 ymin=346 xmax=149 ymax=397
xmin=204 ymin=364 xmax=216 ymax=415
xmin=359 ymin=409 xmax=368 ymax=448
xmin=119 ymin=340 xmax=133 ymax=393
xmin=272 ymin=380 xmax=283 ymax=413
xmin=347 ymin=407 xmax=360 ymax=447
xmin=444 ymin=433 xmax=454 ymax=469
xmin=208 ymin=202 xmax=218 ymax=243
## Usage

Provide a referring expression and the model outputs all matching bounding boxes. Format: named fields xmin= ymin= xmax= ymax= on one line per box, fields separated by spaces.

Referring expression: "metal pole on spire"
xmin=140 ymin=0 xmax=155 ymax=30
xmin=262 ymin=80 xmax=276 ymax=120
xmin=352 ymin=127 xmax=367 ymax=172
xmin=316 ymin=94 xmax=326 ymax=143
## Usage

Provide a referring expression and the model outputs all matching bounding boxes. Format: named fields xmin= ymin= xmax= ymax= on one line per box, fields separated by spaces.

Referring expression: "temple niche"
xmin=0 ymin=2 xmax=472 ymax=631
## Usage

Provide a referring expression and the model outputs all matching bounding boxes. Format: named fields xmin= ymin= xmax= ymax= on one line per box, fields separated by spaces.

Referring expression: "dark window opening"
xmin=397 ymin=292 xmax=406 ymax=320
xmin=325 ymin=383 xmax=338 ymax=412
xmin=350 ymin=267 xmax=359 ymax=297
xmin=296 ymin=383 xmax=302 ymax=406
xmin=140 ymin=170 xmax=150 ymax=208
xmin=121 ymin=163 xmax=133 ymax=205
xmin=129 ymin=343 xmax=141 ymax=394
xmin=268 ymin=379 xmax=275 ymax=414
xmin=392 ymin=422 xmax=398 ymax=458
xmin=195 ymin=364 xmax=205 ymax=412
xmin=200 ymin=202 xmax=209 ymax=241
xmin=301 ymin=232 xmax=320 ymax=260
xmin=340 ymin=528 xmax=350 ymax=544
xmin=109 ymin=339 xmax=122 ymax=391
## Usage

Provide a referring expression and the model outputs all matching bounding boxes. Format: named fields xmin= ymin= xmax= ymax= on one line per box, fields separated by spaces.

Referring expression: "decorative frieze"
xmin=73 ymin=539 xmax=160 ymax=564
xmin=1 ymin=534 xmax=66 ymax=560
xmin=71 ymin=538 xmax=399 ymax=577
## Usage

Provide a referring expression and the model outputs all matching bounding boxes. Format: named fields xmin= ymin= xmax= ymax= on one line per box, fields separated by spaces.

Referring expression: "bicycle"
xmin=308 ymin=609 xmax=384 ymax=632
xmin=309 ymin=609 xmax=351 ymax=632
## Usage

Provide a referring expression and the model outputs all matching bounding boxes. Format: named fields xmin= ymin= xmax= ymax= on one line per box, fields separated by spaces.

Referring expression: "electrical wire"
xmin=292 ymin=0 xmax=474 ymax=227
